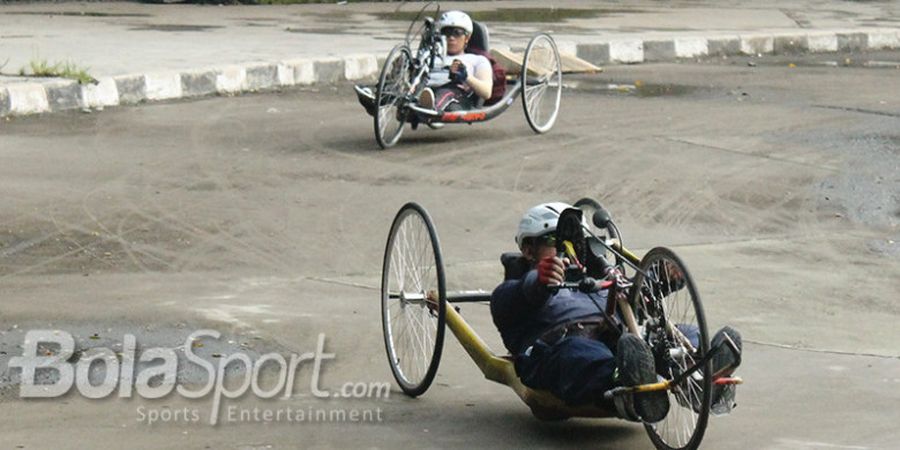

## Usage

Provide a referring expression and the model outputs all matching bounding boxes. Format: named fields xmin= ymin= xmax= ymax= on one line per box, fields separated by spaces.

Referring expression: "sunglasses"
xmin=536 ymin=234 xmax=557 ymax=246
xmin=441 ymin=28 xmax=468 ymax=38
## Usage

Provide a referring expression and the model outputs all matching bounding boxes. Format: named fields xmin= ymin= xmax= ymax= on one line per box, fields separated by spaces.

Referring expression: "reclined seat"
xmin=467 ymin=21 xmax=491 ymax=53
xmin=466 ymin=21 xmax=507 ymax=107
xmin=501 ymin=252 xmax=529 ymax=281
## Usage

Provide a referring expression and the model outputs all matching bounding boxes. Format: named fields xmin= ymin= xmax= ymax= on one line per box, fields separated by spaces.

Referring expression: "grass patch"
xmin=19 ymin=59 xmax=96 ymax=84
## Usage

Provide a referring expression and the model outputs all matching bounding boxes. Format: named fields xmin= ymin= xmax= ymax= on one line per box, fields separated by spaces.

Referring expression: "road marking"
xmin=304 ymin=276 xmax=378 ymax=291
xmin=774 ymin=438 xmax=869 ymax=449
xmin=813 ymin=104 xmax=900 ymax=118
xmin=666 ymin=137 xmax=839 ymax=172
xmin=747 ymin=339 xmax=899 ymax=359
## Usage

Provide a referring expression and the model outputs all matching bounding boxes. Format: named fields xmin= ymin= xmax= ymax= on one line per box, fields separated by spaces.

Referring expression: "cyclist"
xmin=491 ymin=202 xmax=742 ymax=422
xmin=418 ymin=10 xmax=494 ymax=113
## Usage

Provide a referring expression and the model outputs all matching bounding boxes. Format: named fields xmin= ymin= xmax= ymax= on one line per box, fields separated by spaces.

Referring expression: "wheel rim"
xmin=381 ymin=203 xmax=445 ymax=396
xmin=634 ymin=249 xmax=710 ymax=450
xmin=375 ymin=46 xmax=411 ymax=149
xmin=522 ymin=34 xmax=562 ymax=133
xmin=403 ymin=2 xmax=440 ymax=57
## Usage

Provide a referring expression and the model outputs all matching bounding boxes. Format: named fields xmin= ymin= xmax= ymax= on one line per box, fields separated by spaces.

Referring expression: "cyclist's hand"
xmin=449 ymin=60 xmax=468 ymax=83
xmin=537 ymin=256 xmax=565 ymax=286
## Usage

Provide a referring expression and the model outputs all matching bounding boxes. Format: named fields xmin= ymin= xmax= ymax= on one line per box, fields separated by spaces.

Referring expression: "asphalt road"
xmin=0 ymin=51 xmax=898 ymax=449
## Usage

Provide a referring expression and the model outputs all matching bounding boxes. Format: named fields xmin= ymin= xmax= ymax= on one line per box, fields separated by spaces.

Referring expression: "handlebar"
xmin=547 ymin=266 xmax=632 ymax=294
xmin=547 ymin=278 xmax=603 ymax=294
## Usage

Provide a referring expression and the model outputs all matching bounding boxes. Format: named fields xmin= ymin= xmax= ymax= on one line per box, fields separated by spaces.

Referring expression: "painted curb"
xmin=706 ymin=35 xmax=742 ymax=56
xmin=314 ymin=57 xmax=345 ymax=84
xmin=82 ymin=77 xmax=120 ymax=108
xmin=7 ymin=83 xmax=50 ymax=115
xmin=181 ymin=70 xmax=218 ymax=98
xmin=0 ymin=88 xmax=9 ymax=117
xmin=2 ymin=28 xmax=898 ymax=118
xmin=246 ymin=63 xmax=280 ymax=91
xmin=609 ymin=39 xmax=644 ymax=63
xmin=808 ymin=32 xmax=839 ymax=52
xmin=115 ymin=74 xmax=147 ymax=105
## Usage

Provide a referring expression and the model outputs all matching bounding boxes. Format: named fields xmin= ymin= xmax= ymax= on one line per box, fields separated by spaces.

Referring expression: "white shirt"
xmin=428 ymin=52 xmax=491 ymax=88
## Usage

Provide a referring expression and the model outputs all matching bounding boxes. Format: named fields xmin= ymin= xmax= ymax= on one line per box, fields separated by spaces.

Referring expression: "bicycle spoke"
xmin=522 ymin=35 xmax=561 ymax=133
xmin=382 ymin=205 xmax=444 ymax=395
xmin=638 ymin=249 xmax=710 ymax=449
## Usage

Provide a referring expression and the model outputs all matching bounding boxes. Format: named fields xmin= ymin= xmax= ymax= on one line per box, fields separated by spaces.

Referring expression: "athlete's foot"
xmin=418 ymin=87 xmax=435 ymax=110
xmin=617 ymin=334 xmax=670 ymax=423
xmin=710 ymin=326 xmax=742 ymax=411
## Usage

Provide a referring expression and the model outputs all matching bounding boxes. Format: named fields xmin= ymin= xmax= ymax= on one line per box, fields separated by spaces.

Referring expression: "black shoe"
xmin=710 ymin=326 xmax=742 ymax=410
xmin=711 ymin=326 xmax=742 ymax=375
xmin=617 ymin=334 xmax=670 ymax=423
xmin=354 ymin=85 xmax=377 ymax=117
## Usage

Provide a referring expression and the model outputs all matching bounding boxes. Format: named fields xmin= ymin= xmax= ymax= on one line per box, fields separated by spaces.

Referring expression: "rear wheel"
xmin=521 ymin=33 xmax=562 ymax=133
xmin=375 ymin=45 xmax=412 ymax=149
xmin=629 ymin=247 xmax=711 ymax=450
xmin=381 ymin=202 xmax=446 ymax=396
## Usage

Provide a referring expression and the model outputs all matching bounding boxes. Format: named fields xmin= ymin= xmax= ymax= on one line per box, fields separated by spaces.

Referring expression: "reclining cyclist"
xmin=418 ymin=10 xmax=494 ymax=113
xmin=490 ymin=202 xmax=742 ymax=422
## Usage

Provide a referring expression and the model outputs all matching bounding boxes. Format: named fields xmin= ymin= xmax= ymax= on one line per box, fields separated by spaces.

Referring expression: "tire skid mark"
xmin=327 ymin=130 xmax=594 ymax=197
xmin=48 ymin=210 xmax=145 ymax=272
xmin=125 ymin=177 xmax=291 ymax=274
xmin=113 ymin=210 xmax=157 ymax=272
xmin=666 ymin=136 xmax=840 ymax=172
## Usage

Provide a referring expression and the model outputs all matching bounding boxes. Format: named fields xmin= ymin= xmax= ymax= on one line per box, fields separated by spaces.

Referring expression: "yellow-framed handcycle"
xmin=381 ymin=201 xmax=742 ymax=450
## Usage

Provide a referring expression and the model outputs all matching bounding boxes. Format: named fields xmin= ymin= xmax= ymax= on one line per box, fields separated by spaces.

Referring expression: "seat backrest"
xmin=501 ymin=252 xmax=530 ymax=281
xmin=467 ymin=21 xmax=490 ymax=53
xmin=465 ymin=21 xmax=507 ymax=106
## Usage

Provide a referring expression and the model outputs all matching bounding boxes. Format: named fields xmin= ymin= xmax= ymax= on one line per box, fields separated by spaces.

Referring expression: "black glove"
xmin=450 ymin=63 xmax=468 ymax=84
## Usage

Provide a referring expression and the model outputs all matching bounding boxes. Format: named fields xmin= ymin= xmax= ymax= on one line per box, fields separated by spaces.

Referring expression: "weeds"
xmin=18 ymin=59 xmax=96 ymax=84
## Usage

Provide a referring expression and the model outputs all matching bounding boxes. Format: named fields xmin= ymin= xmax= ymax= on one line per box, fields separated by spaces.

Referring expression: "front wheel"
xmin=521 ymin=33 xmax=562 ymax=134
xmin=375 ymin=44 xmax=412 ymax=149
xmin=381 ymin=202 xmax=446 ymax=397
xmin=629 ymin=247 xmax=711 ymax=450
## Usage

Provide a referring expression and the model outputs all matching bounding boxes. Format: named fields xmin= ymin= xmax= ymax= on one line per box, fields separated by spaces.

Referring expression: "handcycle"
xmin=380 ymin=200 xmax=743 ymax=450
xmin=355 ymin=2 xmax=563 ymax=149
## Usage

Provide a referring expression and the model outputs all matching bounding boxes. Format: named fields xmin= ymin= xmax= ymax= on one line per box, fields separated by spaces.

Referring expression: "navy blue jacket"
xmin=490 ymin=269 xmax=612 ymax=355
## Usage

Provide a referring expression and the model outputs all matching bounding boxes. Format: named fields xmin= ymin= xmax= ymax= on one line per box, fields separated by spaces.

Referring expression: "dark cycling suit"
xmin=491 ymin=269 xmax=700 ymax=406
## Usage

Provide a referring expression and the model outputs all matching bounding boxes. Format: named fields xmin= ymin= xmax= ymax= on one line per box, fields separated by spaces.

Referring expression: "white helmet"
xmin=515 ymin=202 xmax=584 ymax=246
xmin=437 ymin=10 xmax=473 ymax=35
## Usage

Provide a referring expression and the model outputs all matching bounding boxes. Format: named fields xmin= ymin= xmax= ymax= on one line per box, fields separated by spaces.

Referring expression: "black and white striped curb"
xmin=1 ymin=28 xmax=897 ymax=118
xmin=573 ymin=29 xmax=899 ymax=64
xmin=0 ymin=54 xmax=378 ymax=118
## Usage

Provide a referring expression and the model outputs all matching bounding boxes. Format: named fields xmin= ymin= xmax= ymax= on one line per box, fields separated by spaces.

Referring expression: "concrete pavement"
xmin=1 ymin=0 xmax=899 ymax=117
xmin=1 ymin=56 xmax=898 ymax=447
